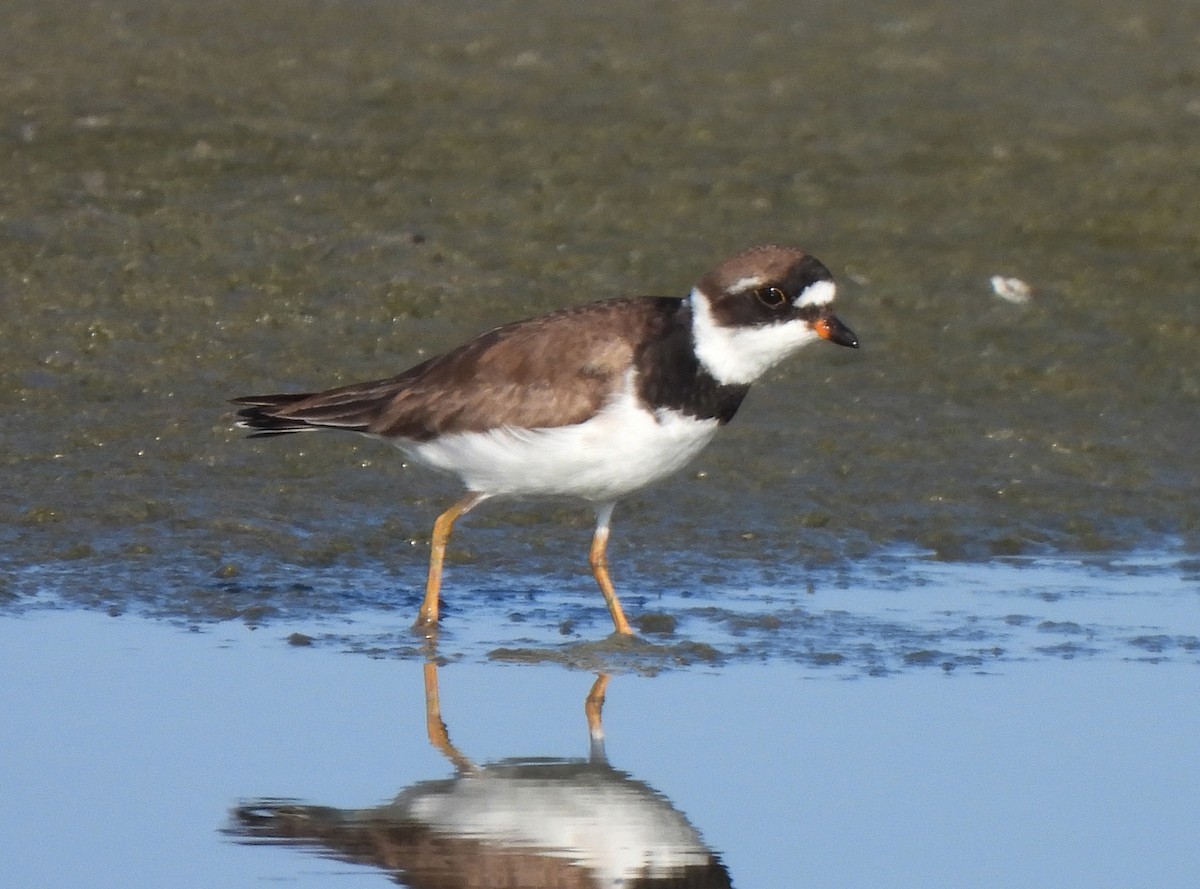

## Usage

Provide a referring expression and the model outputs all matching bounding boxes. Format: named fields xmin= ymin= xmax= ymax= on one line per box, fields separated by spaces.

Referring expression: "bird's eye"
xmin=755 ymin=286 xmax=788 ymax=308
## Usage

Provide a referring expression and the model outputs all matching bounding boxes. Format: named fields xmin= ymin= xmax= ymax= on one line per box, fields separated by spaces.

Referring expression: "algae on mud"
xmin=1 ymin=0 xmax=1197 ymax=627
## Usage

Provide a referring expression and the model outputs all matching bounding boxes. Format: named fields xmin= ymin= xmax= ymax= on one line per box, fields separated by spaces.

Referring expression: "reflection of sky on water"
xmin=3 ymin=583 xmax=1198 ymax=889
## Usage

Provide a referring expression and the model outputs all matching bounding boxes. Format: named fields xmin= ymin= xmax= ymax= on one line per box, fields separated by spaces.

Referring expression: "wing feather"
xmin=233 ymin=297 xmax=682 ymax=441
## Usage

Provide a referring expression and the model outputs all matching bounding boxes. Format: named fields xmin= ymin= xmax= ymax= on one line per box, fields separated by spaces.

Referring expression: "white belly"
xmin=395 ymin=387 xmax=720 ymax=503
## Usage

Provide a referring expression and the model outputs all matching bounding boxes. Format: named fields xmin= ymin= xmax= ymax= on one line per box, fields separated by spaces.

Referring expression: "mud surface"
xmin=2 ymin=0 xmax=1198 ymax=626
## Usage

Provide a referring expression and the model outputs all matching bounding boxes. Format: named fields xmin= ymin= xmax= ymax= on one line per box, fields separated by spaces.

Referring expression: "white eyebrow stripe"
xmin=796 ymin=279 xmax=836 ymax=307
xmin=729 ymin=275 xmax=767 ymax=292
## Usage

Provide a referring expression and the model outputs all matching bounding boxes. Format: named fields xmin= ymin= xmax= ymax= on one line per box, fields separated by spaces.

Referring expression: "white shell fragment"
xmin=990 ymin=275 xmax=1033 ymax=304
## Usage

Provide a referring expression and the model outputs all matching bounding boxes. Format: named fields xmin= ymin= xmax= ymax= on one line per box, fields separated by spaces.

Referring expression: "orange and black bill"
xmin=814 ymin=313 xmax=859 ymax=349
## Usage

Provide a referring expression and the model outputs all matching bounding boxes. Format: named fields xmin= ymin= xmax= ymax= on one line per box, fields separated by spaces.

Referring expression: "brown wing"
xmin=233 ymin=297 xmax=681 ymax=441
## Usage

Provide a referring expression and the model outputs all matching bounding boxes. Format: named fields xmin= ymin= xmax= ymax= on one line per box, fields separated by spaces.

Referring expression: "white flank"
xmin=689 ymin=287 xmax=822 ymax=386
xmin=396 ymin=372 xmax=719 ymax=502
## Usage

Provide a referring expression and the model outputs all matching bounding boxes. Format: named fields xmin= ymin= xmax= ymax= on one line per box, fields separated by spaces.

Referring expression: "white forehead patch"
xmin=689 ymin=288 xmax=822 ymax=386
xmin=796 ymin=279 xmax=836 ymax=308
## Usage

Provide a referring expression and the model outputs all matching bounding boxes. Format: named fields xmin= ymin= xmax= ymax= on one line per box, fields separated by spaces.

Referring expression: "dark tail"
xmin=231 ymin=372 xmax=409 ymax=437
xmin=232 ymin=393 xmax=344 ymax=437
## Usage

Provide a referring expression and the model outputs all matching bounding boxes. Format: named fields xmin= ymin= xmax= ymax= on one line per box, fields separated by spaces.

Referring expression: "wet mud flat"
xmin=2 ymin=0 xmax=1199 ymax=603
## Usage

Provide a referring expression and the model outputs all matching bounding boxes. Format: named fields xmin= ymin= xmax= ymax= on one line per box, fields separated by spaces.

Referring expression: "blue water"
xmin=3 ymin=556 xmax=1198 ymax=889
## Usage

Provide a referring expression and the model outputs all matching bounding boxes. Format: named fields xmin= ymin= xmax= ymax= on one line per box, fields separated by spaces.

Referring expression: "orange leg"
xmin=585 ymin=673 xmax=610 ymax=762
xmin=584 ymin=674 xmax=610 ymax=737
xmin=416 ymin=491 xmax=489 ymax=629
xmin=589 ymin=503 xmax=633 ymax=636
xmin=422 ymin=659 xmax=475 ymax=773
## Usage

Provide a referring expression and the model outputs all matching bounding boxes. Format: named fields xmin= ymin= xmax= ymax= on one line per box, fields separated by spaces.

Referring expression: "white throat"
xmin=689 ymin=287 xmax=822 ymax=386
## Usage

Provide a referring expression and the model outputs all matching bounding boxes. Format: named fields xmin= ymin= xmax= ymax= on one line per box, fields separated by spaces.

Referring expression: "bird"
xmin=231 ymin=245 xmax=858 ymax=636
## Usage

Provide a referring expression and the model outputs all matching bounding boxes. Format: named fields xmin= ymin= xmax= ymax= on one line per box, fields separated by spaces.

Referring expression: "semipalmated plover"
xmin=232 ymin=245 xmax=858 ymax=635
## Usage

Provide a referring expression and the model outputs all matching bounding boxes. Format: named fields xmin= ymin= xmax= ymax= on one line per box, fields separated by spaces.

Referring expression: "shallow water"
xmin=3 ymin=604 xmax=1199 ymax=889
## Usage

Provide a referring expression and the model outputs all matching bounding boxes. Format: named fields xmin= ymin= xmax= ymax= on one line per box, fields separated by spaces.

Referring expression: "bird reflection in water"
xmin=228 ymin=662 xmax=733 ymax=888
